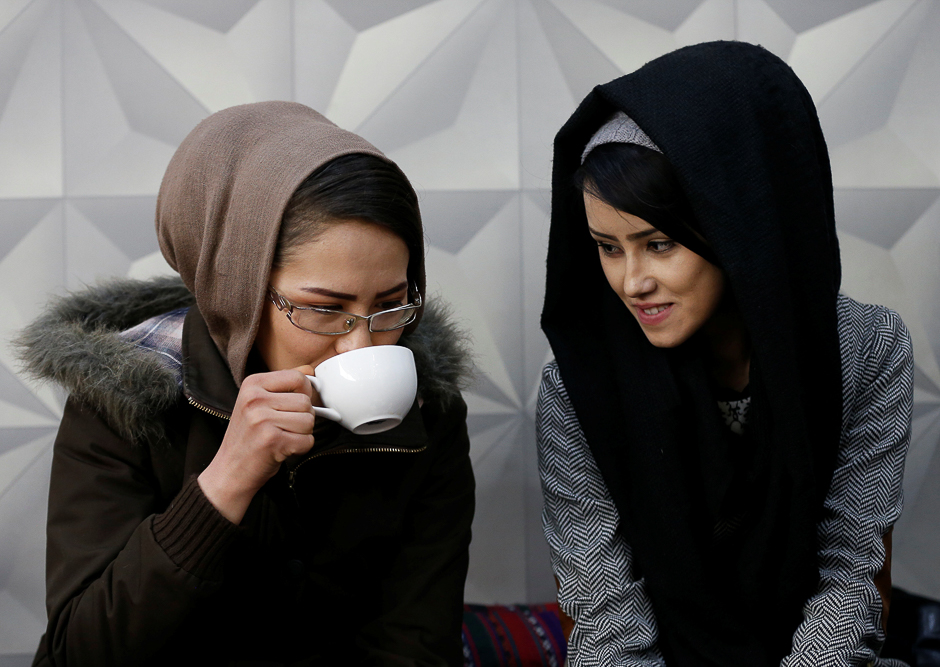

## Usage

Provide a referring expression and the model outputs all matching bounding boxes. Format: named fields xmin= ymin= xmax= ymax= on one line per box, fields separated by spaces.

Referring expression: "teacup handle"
xmin=306 ymin=375 xmax=342 ymax=423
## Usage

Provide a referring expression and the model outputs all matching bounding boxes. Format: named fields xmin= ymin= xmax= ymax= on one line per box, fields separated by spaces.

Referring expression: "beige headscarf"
xmin=156 ymin=101 xmax=424 ymax=385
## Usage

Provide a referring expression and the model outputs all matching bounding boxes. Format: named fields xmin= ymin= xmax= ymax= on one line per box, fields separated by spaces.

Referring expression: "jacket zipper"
xmin=187 ymin=395 xmax=231 ymax=421
xmin=288 ymin=443 xmax=427 ymax=490
xmin=187 ymin=394 xmax=425 ymax=490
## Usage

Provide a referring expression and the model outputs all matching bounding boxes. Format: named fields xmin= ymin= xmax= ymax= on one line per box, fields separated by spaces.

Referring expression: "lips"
xmin=634 ymin=303 xmax=673 ymax=325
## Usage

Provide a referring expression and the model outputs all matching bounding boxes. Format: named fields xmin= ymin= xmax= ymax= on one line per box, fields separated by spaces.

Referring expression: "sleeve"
xmin=536 ymin=362 xmax=666 ymax=667
xmin=39 ymin=397 xmax=239 ymax=667
xmin=357 ymin=395 xmax=476 ymax=667
xmin=783 ymin=308 xmax=913 ymax=667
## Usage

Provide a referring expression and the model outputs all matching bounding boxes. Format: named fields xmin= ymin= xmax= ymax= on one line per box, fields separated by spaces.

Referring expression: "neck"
xmin=701 ymin=304 xmax=751 ymax=392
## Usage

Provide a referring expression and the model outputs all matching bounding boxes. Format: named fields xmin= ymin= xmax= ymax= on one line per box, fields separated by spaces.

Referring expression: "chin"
xmin=641 ymin=328 xmax=689 ymax=349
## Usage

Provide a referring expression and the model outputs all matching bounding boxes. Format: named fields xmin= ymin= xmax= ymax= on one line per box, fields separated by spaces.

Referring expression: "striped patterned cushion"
xmin=462 ymin=603 xmax=567 ymax=666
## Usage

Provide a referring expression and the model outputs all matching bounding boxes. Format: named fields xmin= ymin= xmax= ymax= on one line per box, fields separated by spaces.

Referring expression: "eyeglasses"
xmin=268 ymin=284 xmax=422 ymax=335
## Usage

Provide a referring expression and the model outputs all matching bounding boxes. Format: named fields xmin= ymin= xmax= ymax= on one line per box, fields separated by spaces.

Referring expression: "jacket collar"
xmin=16 ymin=276 xmax=470 ymax=449
xmin=182 ymin=306 xmax=239 ymax=419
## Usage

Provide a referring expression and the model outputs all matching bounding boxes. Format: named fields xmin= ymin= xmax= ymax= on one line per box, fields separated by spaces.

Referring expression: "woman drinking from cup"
xmin=538 ymin=42 xmax=912 ymax=666
xmin=18 ymin=101 xmax=475 ymax=666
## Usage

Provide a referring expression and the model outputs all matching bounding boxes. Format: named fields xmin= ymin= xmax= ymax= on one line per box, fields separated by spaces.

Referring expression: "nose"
xmin=333 ymin=318 xmax=375 ymax=354
xmin=623 ymin=258 xmax=656 ymax=298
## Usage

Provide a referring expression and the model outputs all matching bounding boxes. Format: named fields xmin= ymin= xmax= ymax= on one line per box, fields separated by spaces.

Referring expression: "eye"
xmin=378 ymin=299 xmax=405 ymax=310
xmin=595 ymin=240 xmax=622 ymax=257
xmin=648 ymin=240 xmax=675 ymax=253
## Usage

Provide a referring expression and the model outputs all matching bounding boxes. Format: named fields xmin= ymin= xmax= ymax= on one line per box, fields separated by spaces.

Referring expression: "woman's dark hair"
xmin=274 ymin=153 xmax=423 ymax=281
xmin=575 ymin=143 xmax=716 ymax=264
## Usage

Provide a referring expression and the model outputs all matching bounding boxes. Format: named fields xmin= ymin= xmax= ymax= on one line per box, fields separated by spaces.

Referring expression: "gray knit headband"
xmin=581 ymin=111 xmax=661 ymax=162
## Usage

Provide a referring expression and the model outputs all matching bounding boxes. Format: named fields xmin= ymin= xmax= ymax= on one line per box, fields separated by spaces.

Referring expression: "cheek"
xmin=600 ymin=259 xmax=624 ymax=296
xmin=689 ymin=264 xmax=725 ymax=319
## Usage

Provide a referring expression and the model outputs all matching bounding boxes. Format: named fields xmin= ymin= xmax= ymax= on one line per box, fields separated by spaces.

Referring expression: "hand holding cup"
xmin=198 ymin=366 xmax=316 ymax=524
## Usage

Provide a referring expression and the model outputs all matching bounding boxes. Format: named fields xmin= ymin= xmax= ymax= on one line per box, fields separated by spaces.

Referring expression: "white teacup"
xmin=306 ymin=345 xmax=418 ymax=435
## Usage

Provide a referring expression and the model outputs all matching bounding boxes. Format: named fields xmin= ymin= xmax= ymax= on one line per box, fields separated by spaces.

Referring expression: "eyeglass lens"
xmin=291 ymin=306 xmax=416 ymax=334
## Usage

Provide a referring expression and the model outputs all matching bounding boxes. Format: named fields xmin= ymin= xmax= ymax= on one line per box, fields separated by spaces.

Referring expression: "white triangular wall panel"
xmin=906 ymin=408 xmax=940 ymax=505
xmin=468 ymin=414 xmax=520 ymax=467
xmin=293 ymin=0 xmax=357 ymax=112
xmin=465 ymin=420 xmax=527 ymax=604
xmin=914 ymin=387 xmax=940 ymax=407
xmin=0 ymin=204 xmax=64 ymax=332
xmin=0 ymin=400 xmax=59 ymax=429
xmin=357 ymin=0 xmax=504 ymax=155
xmin=815 ymin=0 xmax=930 ymax=149
xmin=0 ymin=0 xmax=44 ymax=118
xmin=464 ymin=391 xmax=520 ymax=417
xmin=591 ymin=0 xmax=703 ymax=31
xmin=325 ymin=1 xmax=442 ymax=32
xmin=789 ymin=0 xmax=919 ymax=101
xmin=521 ymin=192 xmax=552 ymax=409
xmin=0 ymin=340 xmax=63 ymax=425
xmin=0 ymin=269 xmax=65 ymax=417
xmin=94 ymin=0 xmax=261 ymax=111
xmin=64 ymin=202 xmax=132 ymax=288
xmin=63 ymin=0 xmax=133 ymax=196
xmin=225 ymin=0 xmax=292 ymax=102
xmin=547 ymin=0 xmax=675 ymax=76
xmin=67 ymin=131 xmax=177 ymax=197
xmin=387 ymin=0 xmax=518 ymax=190
xmin=674 ymin=0 xmax=735 ymax=47
xmin=128 ymin=250 xmax=177 ymax=281
xmin=840 ymin=229 xmax=940 ymax=387
xmin=458 ymin=197 xmax=524 ymax=395
xmin=736 ymin=0 xmax=796 ymax=61
xmin=831 ymin=127 xmax=940 ymax=188
xmin=73 ymin=0 xmax=209 ymax=146
xmin=0 ymin=0 xmax=34 ymax=32
xmin=326 ymin=0 xmax=483 ymax=130
xmin=889 ymin=0 xmax=940 ymax=179
xmin=0 ymin=360 xmax=61 ymax=425
xmin=518 ymin=0 xmax=577 ymax=190
xmin=0 ymin=589 xmax=45 ymax=654
xmin=892 ymin=195 xmax=940 ymax=368
xmin=0 ymin=442 xmax=51 ymax=595
xmin=425 ymin=245 xmax=521 ymax=407
xmin=0 ymin=0 xmax=60 ymax=199
xmin=0 ymin=435 xmax=50 ymax=502
xmin=0 ymin=440 xmax=51 ymax=652
xmin=530 ymin=0 xmax=621 ymax=104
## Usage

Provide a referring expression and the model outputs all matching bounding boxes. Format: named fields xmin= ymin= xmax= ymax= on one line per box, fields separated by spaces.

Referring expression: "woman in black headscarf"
xmin=538 ymin=41 xmax=912 ymax=666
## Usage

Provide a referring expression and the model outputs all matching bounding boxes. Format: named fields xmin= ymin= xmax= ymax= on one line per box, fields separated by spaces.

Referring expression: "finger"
xmin=272 ymin=410 xmax=317 ymax=435
xmin=258 ymin=391 xmax=316 ymax=415
xmin=247 ymin=369 xmax=314 ymax=395
xmin=291 ymin=365 xmax=318 ymax=402
xmin=273 ymin=433 xmax=316 ymax=462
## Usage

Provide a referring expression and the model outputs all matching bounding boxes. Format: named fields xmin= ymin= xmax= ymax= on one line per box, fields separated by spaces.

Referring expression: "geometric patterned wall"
xmin=1 ymin=0 xmax=938 ymax=660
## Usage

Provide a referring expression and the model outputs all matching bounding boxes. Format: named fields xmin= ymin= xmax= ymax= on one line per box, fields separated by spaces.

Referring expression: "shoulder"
xmin=836 ymin=294 xmax=914 ymax=459
xmin=14 ymin=276 xmax=195 ymax=447
xmin=837 ymin=294 xmax=912 ymax=367
xmin=400 ymin=299 xmax=473 ymax=410
xmin=536 ymin=361 xmax=586 ymax=455
xmin=837 ymin=294 xmax=913 ymax=403
xmin=537 ymin=360 xmax=576 ymax=421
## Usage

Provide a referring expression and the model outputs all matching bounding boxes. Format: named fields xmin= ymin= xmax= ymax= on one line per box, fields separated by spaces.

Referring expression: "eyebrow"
xmin=297 ymin=281 xmax=408 ymax=301
xmin=588 ymin=226 xmax=659 ymax=242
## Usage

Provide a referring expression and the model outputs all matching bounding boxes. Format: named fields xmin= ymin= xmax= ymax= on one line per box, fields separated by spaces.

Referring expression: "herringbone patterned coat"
xmin=538 ymin=295 xmax=912 ymax=667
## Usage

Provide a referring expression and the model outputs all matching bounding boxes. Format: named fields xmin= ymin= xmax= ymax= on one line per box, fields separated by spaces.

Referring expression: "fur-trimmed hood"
xmin=15 ymin=276 xmax=472 ymax=448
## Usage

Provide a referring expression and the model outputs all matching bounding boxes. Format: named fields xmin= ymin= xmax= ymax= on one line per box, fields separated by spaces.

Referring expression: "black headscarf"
xmin=542 ymin=42 xmax=841 ymax=666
